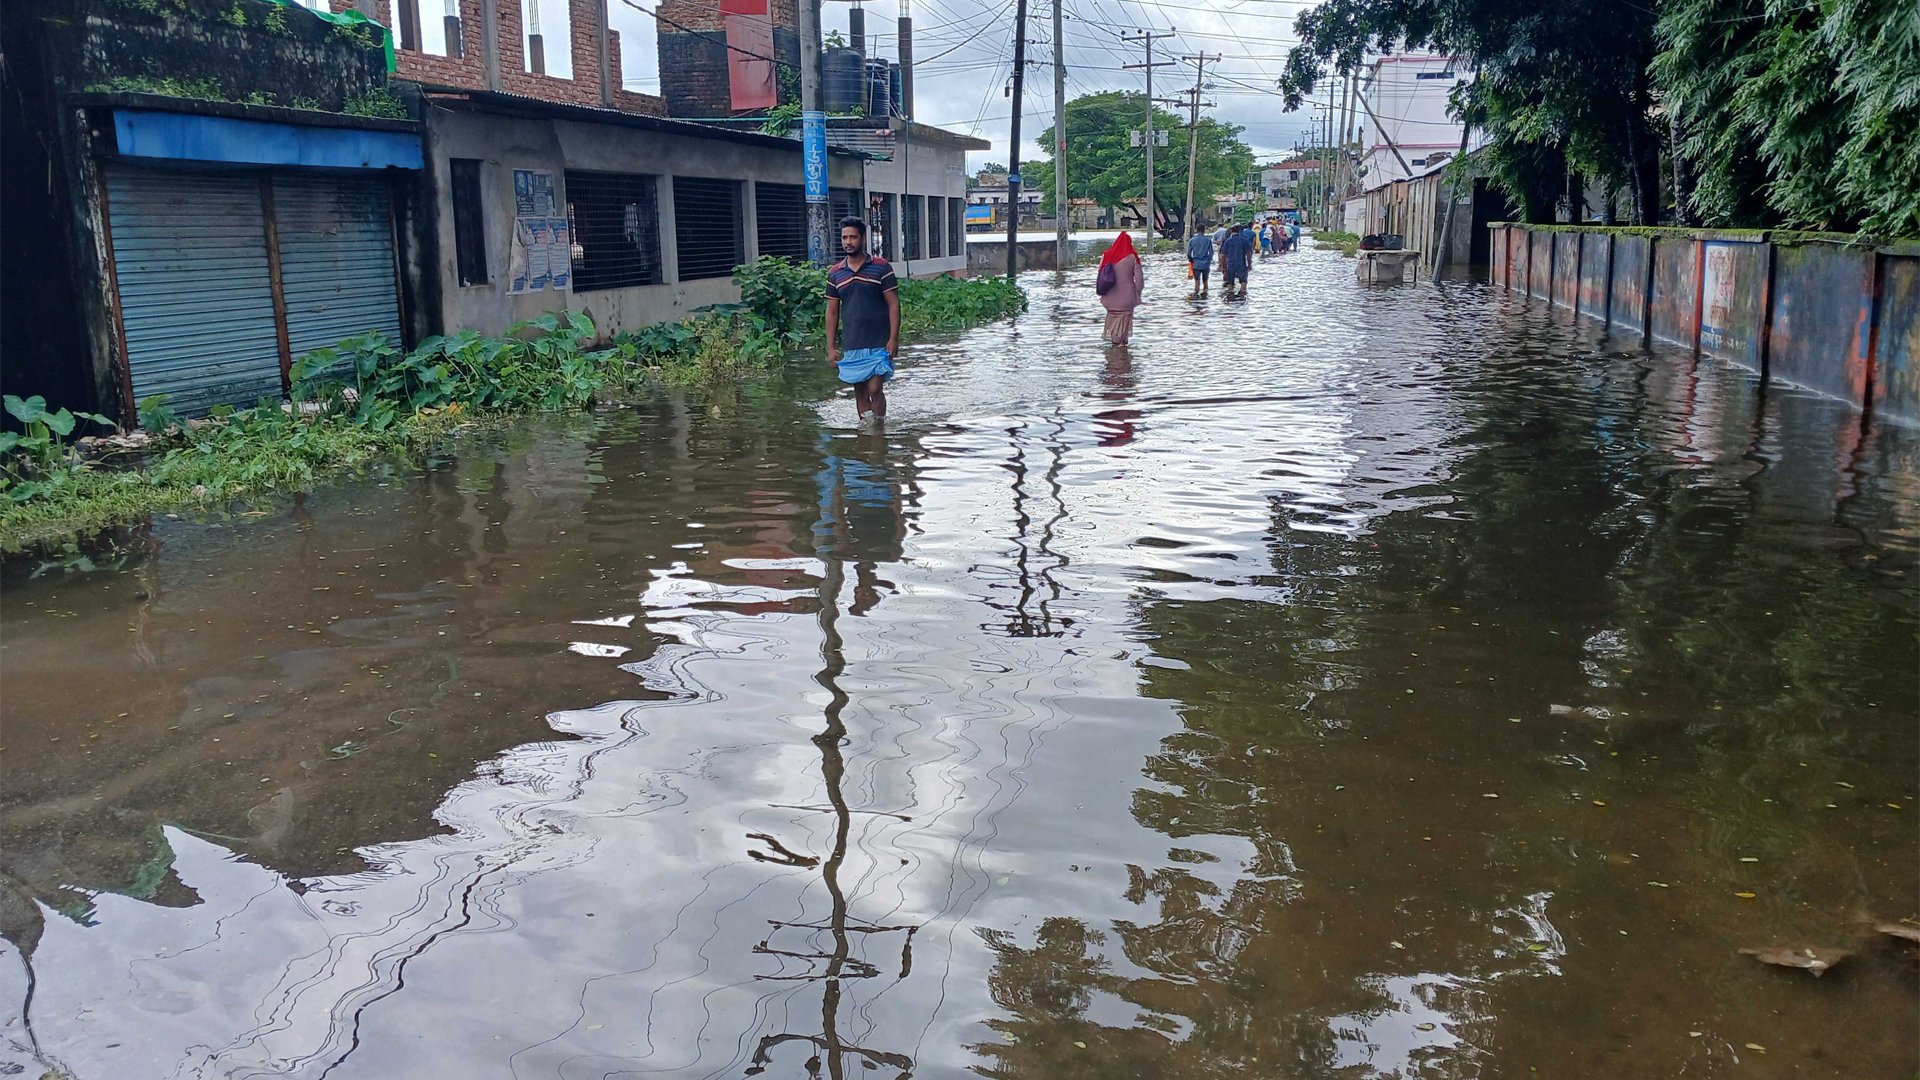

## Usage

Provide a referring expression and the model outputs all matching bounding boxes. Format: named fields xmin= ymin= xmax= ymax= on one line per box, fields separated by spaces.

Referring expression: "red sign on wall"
xmin=720 ymin=0 xmax=776 ymax=111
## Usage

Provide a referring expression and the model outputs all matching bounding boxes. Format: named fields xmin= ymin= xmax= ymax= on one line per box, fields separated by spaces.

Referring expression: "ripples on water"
xmin=2 ymin=246 xmax=1915 ymax=1079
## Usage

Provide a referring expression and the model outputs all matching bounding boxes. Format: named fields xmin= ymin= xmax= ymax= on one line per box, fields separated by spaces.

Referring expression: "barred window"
xmin=947 ymin=198 xmax=962 ymax=255
xmin=673 ymin=176 xmax=744 ymax=281
xmin=754 ymin=181 xmax=807 ymax=262
xmin=450 ymin=158 xmax=488 ymax=286
xmin=829 ymin=186 xmax=863 ymax=233
xmin=926 ymin=197 xmax=945 ymax=258
xmin=902 ymin=194 xmax=924 ymax=261
xmin=565 ymin=170 xmax=661 ymax=292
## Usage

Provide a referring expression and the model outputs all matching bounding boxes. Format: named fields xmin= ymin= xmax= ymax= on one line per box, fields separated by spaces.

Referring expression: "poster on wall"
xmin=525 ymin=217 xmax=553 ymax=291
xmin=548 ymin=216 xmax=572 ymax=290
xmin=507 ymin=167 xmax=573 ymax=295
xmin=514 ymin=168 xmax=556 ymax=216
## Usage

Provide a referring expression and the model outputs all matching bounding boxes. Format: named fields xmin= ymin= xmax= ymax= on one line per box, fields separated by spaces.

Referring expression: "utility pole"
xmin=1178 ymin=53 xmax=1219 ymax=244
xmin=1005 ymin=0 xmax=1028 ymax=276
xmin=1053 ymin=0 xmax=1068 ymax=267
xmin=798 ymin=0 xmax=830 ymax=265
xmin=1123 ymin=30 xmax=1175 ymax=239
xmin=1324 ymin=77 xmax=1335 ymax=228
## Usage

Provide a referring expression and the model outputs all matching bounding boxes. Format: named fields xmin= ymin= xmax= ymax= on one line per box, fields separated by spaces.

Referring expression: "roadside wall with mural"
xmin=1490 ymin=224 xmax=1920 ymax=426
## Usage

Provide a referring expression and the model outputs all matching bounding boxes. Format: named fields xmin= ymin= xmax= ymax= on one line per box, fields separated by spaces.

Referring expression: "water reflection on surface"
xmin=2 ymin=246 xmax=1915 ymax=1079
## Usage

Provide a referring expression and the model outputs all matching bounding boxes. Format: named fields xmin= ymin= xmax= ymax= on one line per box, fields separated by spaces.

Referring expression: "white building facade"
xmin=1357 ymin=56 xmax=1486 ymax=193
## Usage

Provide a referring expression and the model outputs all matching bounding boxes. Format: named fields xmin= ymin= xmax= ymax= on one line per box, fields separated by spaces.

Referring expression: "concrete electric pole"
xmin=1179 ymin=53 xmax=1218 ymax=243
xmin=1123 ymin=30 xmax=1176 ymax=239
xmin=798 ymin=0 xmax=830 ymax=265
xmin=1005 ymin=0 xmax=1028 ymax=276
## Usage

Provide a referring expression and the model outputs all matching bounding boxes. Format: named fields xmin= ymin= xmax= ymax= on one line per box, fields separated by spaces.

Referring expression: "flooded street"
xmin=4 ymin=244 xmax=1917 ymax=1079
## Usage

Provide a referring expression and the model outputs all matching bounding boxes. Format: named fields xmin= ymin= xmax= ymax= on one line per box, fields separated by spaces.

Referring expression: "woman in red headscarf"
xmin=1096 ymin=231 xmax=1145 ymax=345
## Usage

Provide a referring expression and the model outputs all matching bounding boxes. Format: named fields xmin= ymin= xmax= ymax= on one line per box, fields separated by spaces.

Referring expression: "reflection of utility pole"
xmin=1053 ymin=0 xmax=1068 ymax=267
xmin=1122 ymin=30 xmax=1175 ymax=237
xmin=1177 ymin=53 xmax=1219 ymax=243
xmin=750 ymin=466 xmax=918 ymax=1080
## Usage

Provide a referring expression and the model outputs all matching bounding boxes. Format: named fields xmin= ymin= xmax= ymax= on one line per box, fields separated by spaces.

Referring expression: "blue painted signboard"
xmin=802 ymin=110 xmax=827 ymax=204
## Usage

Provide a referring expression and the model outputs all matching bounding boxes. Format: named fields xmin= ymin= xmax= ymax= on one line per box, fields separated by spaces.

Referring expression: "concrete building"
xmin=854 ymin=122 xmax=986 ymax=277
xmin=1261 ymin=159 xmax=1320 ymax=200
xmin=1355 ymin=56 xmax=1485 ymax=192
xmin=964 ymin=173 xmax=1043 ymax=231
xmin=422 ymin=94 xmax=863 ymax=340
xmin=0 ymin=0 xmax=868 ymax=423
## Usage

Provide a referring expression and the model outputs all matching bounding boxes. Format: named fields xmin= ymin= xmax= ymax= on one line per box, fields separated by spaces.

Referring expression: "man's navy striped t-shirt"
xmin=825 ymin=255 xmax=898 ymax=352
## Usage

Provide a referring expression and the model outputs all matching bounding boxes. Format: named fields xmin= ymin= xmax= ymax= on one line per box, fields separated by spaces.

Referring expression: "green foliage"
xmin=1283 ymin=0 xmax=1664 ymax=224
xmin=137 ymin=395 xmax=181 ymax=434
xmin=1035 ymin=92 xmax=1255 ymax=227
xmin=760 ymin=101 xmax=802 ymax=137
xmin=1 ymin=395 xmax=116 ymax=504
xmin=343 ymin=86 xmax=408 ymax=119
xmin=898 ymin=275 xmax=1028 ymax=335
xmin=823 ymin=29 xmax=847 ymax=49
xmin=0 ymin=269 xmax=1028 ymax=546
xmin=1655 ymin=0 xmax=1920 ymax=234
xmin=93 ymin=74 xmax=226 ymax=100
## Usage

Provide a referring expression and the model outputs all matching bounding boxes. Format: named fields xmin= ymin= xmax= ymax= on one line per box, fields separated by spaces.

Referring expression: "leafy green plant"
xmin=137 ymin=394 xmax=181 ymax=433
xmin=343 ymin=86 xmax=408 ymax=119
xmin=760 ymin=101 xmax=803 ymax=137
xmin=1 ymin=395 xmax=114 ymax=500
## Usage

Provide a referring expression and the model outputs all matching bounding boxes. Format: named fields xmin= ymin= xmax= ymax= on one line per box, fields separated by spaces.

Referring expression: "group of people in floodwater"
xmin=1095 ymin=216 xmax=1303 ymax=344
xmin=821 ymin=213 xmax=1306 ymax=424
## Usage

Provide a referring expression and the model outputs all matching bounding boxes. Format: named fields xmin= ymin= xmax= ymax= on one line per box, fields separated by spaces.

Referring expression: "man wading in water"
xmin=825 ymin=217 xmax=901 ymax=427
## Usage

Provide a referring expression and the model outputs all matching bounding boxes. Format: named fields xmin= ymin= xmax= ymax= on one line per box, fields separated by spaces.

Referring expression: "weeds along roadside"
xmin=0 ymin=262 xmax=1026 ymax=552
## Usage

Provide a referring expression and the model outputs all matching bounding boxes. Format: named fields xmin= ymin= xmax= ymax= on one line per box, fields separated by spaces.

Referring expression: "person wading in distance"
xmin=825 ymin=217 xmax=901 ymax=426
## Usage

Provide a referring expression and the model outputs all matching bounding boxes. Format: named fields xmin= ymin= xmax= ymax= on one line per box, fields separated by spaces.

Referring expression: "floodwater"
xmin=3 ymin=245 xmax=1917 ymax=1080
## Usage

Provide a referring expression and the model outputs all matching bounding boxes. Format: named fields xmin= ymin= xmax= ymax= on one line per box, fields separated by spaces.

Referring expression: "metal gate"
xmin=272 ymin=174 xmax=403 ymax=363
xmin=105 ymin=167 xmax=284 ymax=416
xmin=104 ymin=166 xmax=402 ymax=417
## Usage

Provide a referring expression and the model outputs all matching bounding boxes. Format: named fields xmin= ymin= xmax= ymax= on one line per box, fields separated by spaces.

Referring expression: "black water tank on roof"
xmin=824 ymin=48 xmax=864 ymax=114
xmin=865 ymin=59 xmax=892 ymax=118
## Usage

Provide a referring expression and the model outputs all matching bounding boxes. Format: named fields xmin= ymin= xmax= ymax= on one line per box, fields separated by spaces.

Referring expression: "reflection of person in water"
xmin=1095 ymin=345 xmax=1143 ymax=448
xmin=815 ymin=433 xmax=909 ymax=616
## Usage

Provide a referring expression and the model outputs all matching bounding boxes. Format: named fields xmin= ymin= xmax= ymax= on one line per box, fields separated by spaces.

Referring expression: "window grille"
xmin=902 ymin=195 xmax=923 ymax=261
xmin=565 ymin=170 xmax=662 ymax=292
xmin=673 ymin=176 xmax=744 ymax=281
xmin=830 ymin=187 xmax=862 ymax=230
xmin=873 ymin=193 xmax=896 ymax=261
xmin=926 ymin=197 xmax=944 ymax=258
xmin=450 ymin=158 xmax=489 ymax=286
xmin=947 ymin=198 xmax=962 ymax=255
xmin=754 ymin=182 xmax=807 ymax=263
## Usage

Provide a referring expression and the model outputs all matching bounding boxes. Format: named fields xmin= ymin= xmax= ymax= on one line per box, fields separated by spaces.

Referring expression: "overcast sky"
xmin=600 ymin=0 xmax=1326 ymax=170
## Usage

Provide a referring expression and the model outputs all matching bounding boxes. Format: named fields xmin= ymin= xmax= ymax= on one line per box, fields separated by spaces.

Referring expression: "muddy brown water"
xmin=2 ymin=247 xmax=1916 ymax=1079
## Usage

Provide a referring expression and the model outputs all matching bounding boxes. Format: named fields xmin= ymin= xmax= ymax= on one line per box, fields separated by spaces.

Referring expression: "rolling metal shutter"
xmin=273 ymin=174 xmax=403 ymax=363
xmin=105 ymin=167 xmax=284 ymax=416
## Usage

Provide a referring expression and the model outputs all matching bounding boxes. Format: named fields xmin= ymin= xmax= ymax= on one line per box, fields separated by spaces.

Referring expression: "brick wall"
xmin=656 ymin=0 xmax=797 ymax=118
xmin=334 ymin=0 xmax=660 ymax=113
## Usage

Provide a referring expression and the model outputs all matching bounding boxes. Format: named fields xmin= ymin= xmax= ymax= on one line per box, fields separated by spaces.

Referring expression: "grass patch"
xmin=0 ymin=262 xmax=1026 ymax=551
xmin=1312 ymin=230 xmax=1361 ymax=256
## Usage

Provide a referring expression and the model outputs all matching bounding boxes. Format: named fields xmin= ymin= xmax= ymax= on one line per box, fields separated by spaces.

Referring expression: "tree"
xmin=1654 ymin=0 xmax=1920 ymax=234
xmin=1280 ymin=0 xmax=1664 ymax=224
xmin=1035 ymin=91 xmax=1255 ymax=235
